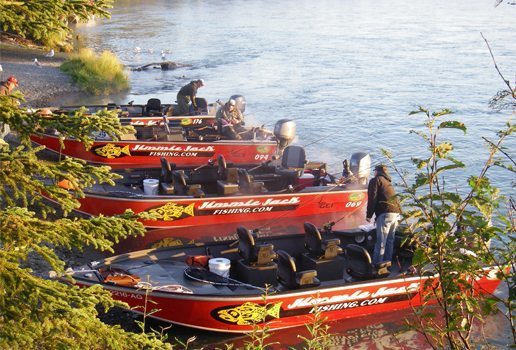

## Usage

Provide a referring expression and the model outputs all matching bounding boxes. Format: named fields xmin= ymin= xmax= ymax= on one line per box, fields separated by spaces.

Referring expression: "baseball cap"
xmin=7 ymin=75 xmax=18 ymax=86
xmin=374 ymin=164 xmax=387 ymax=172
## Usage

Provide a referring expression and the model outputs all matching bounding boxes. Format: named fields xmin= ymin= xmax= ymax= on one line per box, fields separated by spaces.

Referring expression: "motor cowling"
xmin=229 ymin=95 xmax=246 ymax=114
xmin=350 ymin=152 xmax=371 ymax=185
xmin=273 ymin=119 xmax=296 ymax=150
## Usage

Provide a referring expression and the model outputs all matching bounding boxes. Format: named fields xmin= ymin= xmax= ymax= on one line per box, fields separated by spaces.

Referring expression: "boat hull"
xmin=31 ymin=134 xmax=278 ymax=169
xmin=75 ymin=268 xmax=502 ymax=333
xmin=118 ymin=208 xmax=366 ymax=251
xmin=77 ymin=189 xmax=367 ymax=250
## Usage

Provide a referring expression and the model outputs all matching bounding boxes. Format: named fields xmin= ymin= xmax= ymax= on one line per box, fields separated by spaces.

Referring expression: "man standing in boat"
xmin=176 ymin=79 xmax=205 ymax=115
xmin=216 ymin=98 xmax=244 ymax=139
xmin=366 ymin=164 xmax=402 ymax=266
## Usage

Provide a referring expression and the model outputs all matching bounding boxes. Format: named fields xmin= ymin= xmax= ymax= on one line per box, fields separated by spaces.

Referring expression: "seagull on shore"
xmin=45 ymin=49 xmax=55 ymax=57
xmin=34 ymin=58 xmax=42 ymax=67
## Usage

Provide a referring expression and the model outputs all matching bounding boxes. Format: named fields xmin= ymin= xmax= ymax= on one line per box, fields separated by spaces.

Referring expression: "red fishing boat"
xmin=30 ymin=96 xmax=296 ymax=169
xmin=60 ymin=146 xmax=371 ymax=250
xmin=69 ymin=223 xmax=503 ymax=333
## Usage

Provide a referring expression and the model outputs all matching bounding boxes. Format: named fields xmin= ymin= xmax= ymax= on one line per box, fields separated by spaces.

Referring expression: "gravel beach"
xmin=0 ymin=42 xmax=83 ymax=107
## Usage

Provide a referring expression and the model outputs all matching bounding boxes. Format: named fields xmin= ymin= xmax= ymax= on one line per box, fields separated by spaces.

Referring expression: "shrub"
xmin=60 ymin=48 xmax=130 ymax=95
xmin=0 ymin=0 xmax=112 ymax=50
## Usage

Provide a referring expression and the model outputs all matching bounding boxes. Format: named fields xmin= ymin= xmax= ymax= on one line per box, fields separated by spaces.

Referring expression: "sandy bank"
xmin=0 ymin=42 xmax=83 ymax=107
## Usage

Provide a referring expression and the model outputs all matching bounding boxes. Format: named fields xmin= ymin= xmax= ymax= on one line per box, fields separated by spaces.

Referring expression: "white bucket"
xmin=209 ymin=258 xmax=231 ymax=278
xmin=143 ymin=178 xmax=159 ymax=195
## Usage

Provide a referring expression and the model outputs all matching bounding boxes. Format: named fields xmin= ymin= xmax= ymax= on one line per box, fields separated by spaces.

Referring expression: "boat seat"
xmin=145 ymin=98 xmax=163 ymax=116
xmin=119 ymin=132 xmax=137 ymax=141
xmin=187 ymin=184 xmax=205 ymax=198
xmin=277 ymin=250 xmax=319 ymax=290
xmin=238 ymin=169 xmax=267 ymax=194
xmin=281 ymin=145 xmax=306 ymax=169
xmin=278 ymin=145 xmax=306 ymax=174
xmin=217 ymin=154 xmax=227 ymax=179
xmin=345 ymin=244 xmax=391 ymax=280
xmin=160 ymin=158 xmax=176 ymax=194
xmin=135 ymin=126 xmax=156 ymax=140
xmin=163 ymin=127 xmax=186 ymax=141
xmin=273 ymin=145 xmax=306 ymax=189
xmin=304 ymin=222 xmax=342 ymax=259
xmin=217 ymin=167 xmax=240 ymax=195
xmin=194 ymin=97 xmax=209 ymax=114
xmin=300 ymin=222 xmax=345 ymax=281
xmin=235 ymin=227 xmax=277 ymax=287
xmin=173 ymin=170 xmax=189 ymax=195
xmin=106 ymin=102 xmax=119 ymax=110
xmin=226 ymin=167 xmax=239 ymax=183
xmin=237 ymin=227 xmax=276 ymax=265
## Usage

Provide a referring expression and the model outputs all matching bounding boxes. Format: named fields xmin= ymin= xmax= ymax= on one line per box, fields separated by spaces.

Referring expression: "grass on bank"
xmin=60 ymin=48 xmax=129 ymax=95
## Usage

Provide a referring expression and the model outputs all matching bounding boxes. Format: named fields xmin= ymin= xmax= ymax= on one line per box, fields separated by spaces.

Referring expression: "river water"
xmin=70 ymin=0 xmax=514 ymax=347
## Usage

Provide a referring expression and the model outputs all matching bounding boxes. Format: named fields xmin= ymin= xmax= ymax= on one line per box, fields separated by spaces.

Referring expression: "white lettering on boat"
xmin=310 ymin=297 xmax=389 ymax=313
xmin=110 ymin=290 xmax=143 ymax=300
xmin=212 ymin=207 xmax=274 ymax=215
xmin=148 ymin=151 xmax=198 ymax=157
xmin=133 ymin=144 xmax=215 ymax=152
xmin=287 ymin=283 xmax=420 ymax=309
xmin=198 ymin=197 xmax=301 ymax=210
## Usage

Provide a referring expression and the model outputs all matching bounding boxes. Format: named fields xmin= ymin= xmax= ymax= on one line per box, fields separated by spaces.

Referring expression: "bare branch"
xmin=480 ymin=32 xmax=516 ymax=98
xmin=482 ymin=136 xmax=516 ymax=166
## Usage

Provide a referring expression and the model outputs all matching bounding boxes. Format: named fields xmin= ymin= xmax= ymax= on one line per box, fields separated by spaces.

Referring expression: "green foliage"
xmin=385 ymin=107 xmax=514 ymax=349
xmin=294 ymin=302 xmax=333 ymax=350
xmin=242 ymin=287 xmax=280 ymax=350
xmin=133 ymin=279 xmax=173 ymax=346
xmin=0 ymin=94 xmax=170 ymax=349
xmin=0 ymin=0 xmax=113 ymax=50
xmin=60 ymin=48 xmax=130 ymax=95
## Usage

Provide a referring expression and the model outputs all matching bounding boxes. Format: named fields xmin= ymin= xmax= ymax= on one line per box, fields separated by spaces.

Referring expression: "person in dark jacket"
xmin=366 ymin=164 xmax=402 ymax=265
xmin=315 ymin=166 xmax=336 ymax=186
xmin=176 ymin=79 xmax=204 ymax=115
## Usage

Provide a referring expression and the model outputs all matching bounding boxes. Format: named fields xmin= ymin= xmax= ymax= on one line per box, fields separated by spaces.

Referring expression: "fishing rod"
xmin=261 ymin=183 xmax=361 ymax=230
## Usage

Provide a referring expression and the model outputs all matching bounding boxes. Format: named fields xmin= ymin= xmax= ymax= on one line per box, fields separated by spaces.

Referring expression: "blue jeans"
xmin=372 ymin=213 xmax=400 ymax=265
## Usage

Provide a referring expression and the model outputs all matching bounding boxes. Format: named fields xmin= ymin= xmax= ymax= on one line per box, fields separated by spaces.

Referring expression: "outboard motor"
xmin=349 ymin=152 xmax=371 ymax=185
xmin=229 ymin=95 xmax=246 ymax=114
xmin=273 ymin=119 xmax=296 ymax=150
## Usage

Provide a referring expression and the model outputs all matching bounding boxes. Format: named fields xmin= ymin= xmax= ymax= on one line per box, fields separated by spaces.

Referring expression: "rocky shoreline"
xmin=0 ymin=42 xmax=83 ymax=107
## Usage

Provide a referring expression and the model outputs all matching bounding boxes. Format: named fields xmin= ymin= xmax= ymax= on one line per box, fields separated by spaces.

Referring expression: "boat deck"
xmin=78 ymin=231 xmax=414 ymax=297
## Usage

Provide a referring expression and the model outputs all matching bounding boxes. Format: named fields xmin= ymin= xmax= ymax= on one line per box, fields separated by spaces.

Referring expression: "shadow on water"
xmin=128 ymin=306 xmax=511 ymax=349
